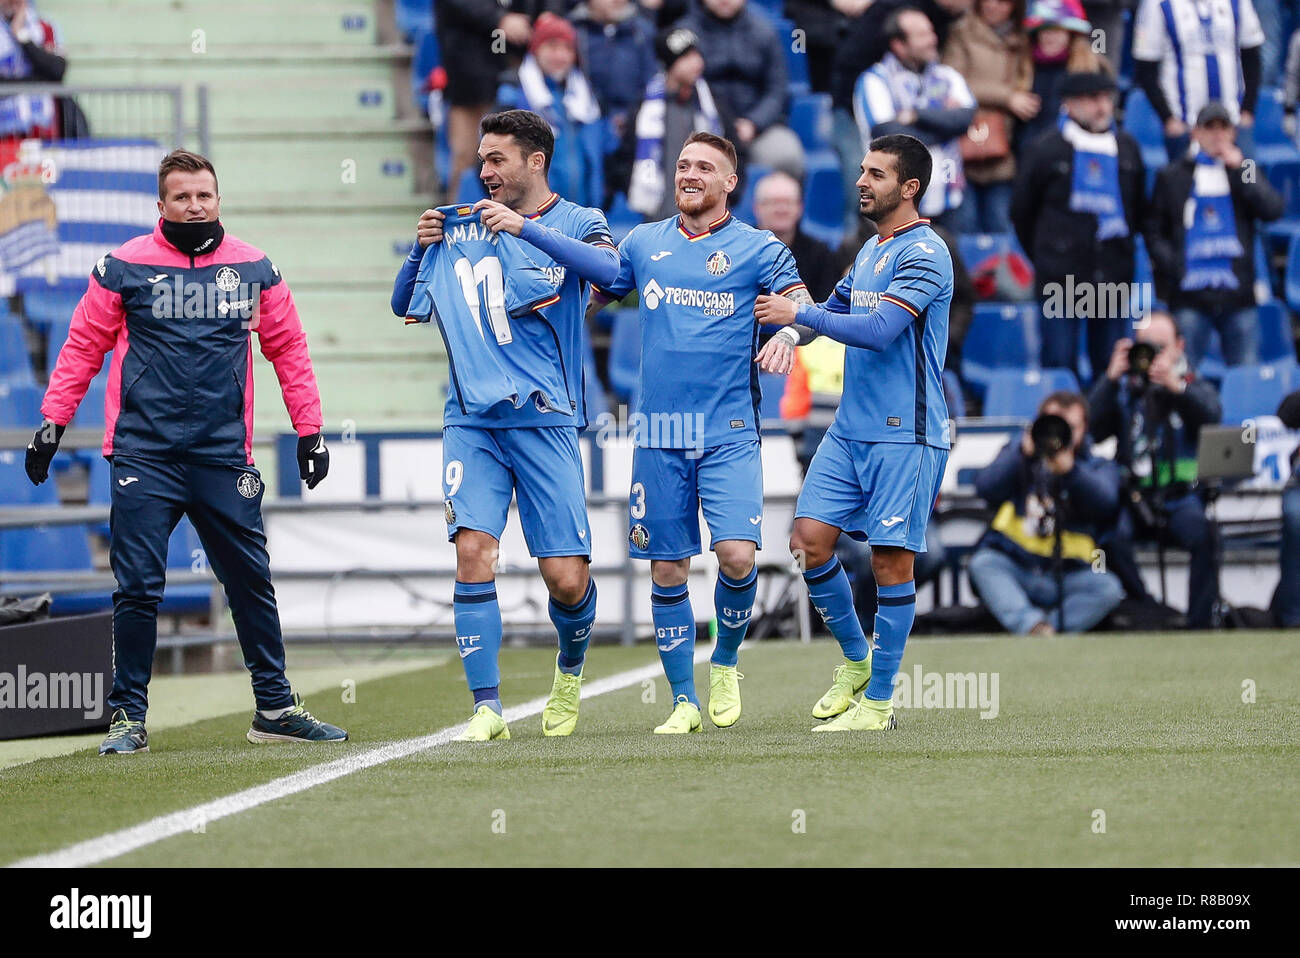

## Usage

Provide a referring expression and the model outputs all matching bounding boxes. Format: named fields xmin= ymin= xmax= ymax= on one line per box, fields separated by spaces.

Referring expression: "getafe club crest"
xmin=705 ymin=250 xmax=732 ymax=276
xmin=629 ymin=523 xmax=650 ymax=550
xmin=236 ymin=473 xmax=261 ymax=499
xmin=215 ymin=266 xmax=241 ymax=292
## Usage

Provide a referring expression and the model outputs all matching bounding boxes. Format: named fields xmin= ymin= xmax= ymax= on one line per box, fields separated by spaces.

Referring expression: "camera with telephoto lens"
xmin=1128 ymin=341 xmax=1160 ymax=388
xmin=1029 ymin=413 xmax=1072 ymax=460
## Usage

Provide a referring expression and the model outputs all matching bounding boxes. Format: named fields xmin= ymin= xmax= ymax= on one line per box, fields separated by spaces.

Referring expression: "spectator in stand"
xmin=853 ymin=8 xmax=977 ymax=225
xmin=438 ymin=1 xmax=556 ymax=200
xmin=829 ymin=0 xmax=971 ymax=230
xmin=1132 ymin=0 xmax=1264 ymax=161
xmin=1272 ymin=387 xmax=1300 ymax=627
xmin=638 ymin=0 xmax=692 ymax=30
xmin=571 ymin=0 xmax=657 ymax=141
xmin=753 ymin=170 xmax=841 ymax=301
xmin=943 ymin=0 xmax=1037 ymax=233
xmin=784 ymin=0 xmax=865 ymax=94
xmin=968 ymin=390 xmax=1125 ymax=635
xmin=1016 ymin=0 xmax=1111 ymax=155
xmin=1080 ymin=0 xmax=1131 ymax=73
xmin=0 ymin=0 xmax=66 ymax=159
xmin=610 ymin=26 xmax=731 ymax=217
xmin=1088 ymin=311 xmax=1221 ymax=628
xmin=1254 ymin=0 xmax=1284 ymax=88
xmin=1010 ymin=70 xmax=1144 ymax=381
xmin=497 ymin=12 xmax=605 ymax=208
xmin=673 ymin=0 xmax=805 ymax=178
xmin=1146 ymin=102 xmax=1283 ymax=368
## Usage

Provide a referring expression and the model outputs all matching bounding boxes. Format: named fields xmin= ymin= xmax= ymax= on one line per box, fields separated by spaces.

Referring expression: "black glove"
xmin=296 ymin=432 xmax=329 ymax=489
xmin=25 ymin=421 xmax=65 ymax=485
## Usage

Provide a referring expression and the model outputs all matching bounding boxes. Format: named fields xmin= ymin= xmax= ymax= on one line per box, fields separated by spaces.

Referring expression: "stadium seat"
xmin=772 ymin=18 xmax=810 ymax=95
xmin=1134 ymin=233 xmax=1154 ymax=291
xmin=789 ymin=93 xmax=832 ymax=153
xmin=732 ymin=162 xmax=772 ymax=226
xmin=1219 ymin=360 xmax=1299 ymax=424
xmin=396 ymin=0 xmax=434 ymax=42
xmin=1122 ymin=88 xmax=1163 ymax=148
xmin=22 ymin=287 xmax=82 ymax=333
xmin=606 ymin=191 xmax=643 ymax=244
xmin=961 ymin=302 xmax=1041 ymax=395
xmin=0 ymin=318 xmax=35 ymax=384
xmin=1257 ymin=301 xmax=1295 ymax=363
xmin=0 ymin=381 xmax=42 ymax=426
xmin=160 ymin=517 xmax=213 ymax=615
xmin=1264 ymin=157 xmax=1300 ymax=246
xmin=1252 ymin=88 xmax=1300 ymax=166
xmin=956 ymin=232 xmax=1014 ymax=272
xmin=982 ymin=368 xmax=1080 ymax=420
xmin=1286 ymin=232 xmax=1300 ymax=313
xmin=608 ymin=308 xmax=640 ymax=403
xmin=410 ymin=29 xmax=440 ymax=116
xmin=801 ymin=151 xmax=845 ymax=244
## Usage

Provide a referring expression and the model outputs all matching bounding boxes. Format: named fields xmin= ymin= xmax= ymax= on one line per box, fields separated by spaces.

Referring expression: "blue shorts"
xmin=628 ymin=440 xmax=763 ymax=561
xmin=796 ymin=433 xmax=947 ymax=552
xmin=442 ymin=425 xmax=591 ymax=558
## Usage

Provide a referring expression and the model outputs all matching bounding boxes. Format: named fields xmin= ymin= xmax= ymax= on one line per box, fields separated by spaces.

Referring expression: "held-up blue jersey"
xmin=404 ymin=196 xmax=613 ymax=429
xmin=823 ymin=218 xmax=951 ymax=448
xmin=597 ymin=212 xmax=806 ymax=448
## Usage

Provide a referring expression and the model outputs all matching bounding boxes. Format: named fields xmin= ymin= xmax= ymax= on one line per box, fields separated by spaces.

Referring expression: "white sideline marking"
xmin=10 ymin=651 xmax=707 ymax=868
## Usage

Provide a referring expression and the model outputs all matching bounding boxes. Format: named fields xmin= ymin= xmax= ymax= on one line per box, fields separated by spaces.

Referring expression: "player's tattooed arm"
xmin=781 ymin=286 xmax=819 ymax=346
xmin=754 ymin=287 xmax=817 ymax=375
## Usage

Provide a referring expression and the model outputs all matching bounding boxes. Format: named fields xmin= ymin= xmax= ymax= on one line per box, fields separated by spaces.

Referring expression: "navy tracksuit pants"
xmin=108 ymin=456 xmax=293 ymax=720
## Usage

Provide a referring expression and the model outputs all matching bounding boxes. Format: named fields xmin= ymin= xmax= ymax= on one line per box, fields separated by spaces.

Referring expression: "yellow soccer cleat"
xmin=653 ymin=695 xmax=702 ymax=734
xmin=812 ymin=657 xmax=873 ymax=719
xmin=454 ymin=704 xmax=511 ymax=742
xmin=708 ymin=665 xmax=744 ymax=728
xmin=811 ymin=696 xmax=896 ymax=732
xmin=542 ymin=664 xmax=583 ymax=737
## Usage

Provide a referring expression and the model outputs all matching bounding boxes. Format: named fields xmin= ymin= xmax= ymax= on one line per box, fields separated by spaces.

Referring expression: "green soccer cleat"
xmin=455 ymin=704 xmax=511 ymax=742
xmin=653 ymin=695 xmax=702 ymax=734
xmin=708 ymin=665 xmax=744 ymax=728
xmin=812 ymin=657 xmax=873 ymax=719
xmin=811 ymin=696 xmax=897 ymax=732
xmin=246 ymin=694 xmax=348 ymax=743
xmin=98 ymin=709 xmax=149 ymax=755
xmin=542 ymin=663 xmax=583 ymax=737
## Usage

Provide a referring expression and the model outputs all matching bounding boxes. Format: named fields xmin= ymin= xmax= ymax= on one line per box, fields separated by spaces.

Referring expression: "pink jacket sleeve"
xmin=41 ymin=276 xmax=124 ymax=426
xmin=256 ymin=276 xmax=323 ymax=437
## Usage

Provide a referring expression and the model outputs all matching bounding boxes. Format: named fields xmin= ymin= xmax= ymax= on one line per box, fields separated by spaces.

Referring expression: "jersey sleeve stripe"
xmin=776 ymin=281 xmax=808 ymax=296
xmin=880 ymin=294 xmax=921 ymax=317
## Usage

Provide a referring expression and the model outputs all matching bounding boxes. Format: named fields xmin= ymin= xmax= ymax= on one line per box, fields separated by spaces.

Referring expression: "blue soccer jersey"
xmin=597 ymin=212 xmax=806 ymax=448
xmin=821 ymin=218 xmax=952 ymax=448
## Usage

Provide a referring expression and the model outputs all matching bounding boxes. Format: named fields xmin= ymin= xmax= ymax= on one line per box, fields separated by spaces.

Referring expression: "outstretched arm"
xmin=756 ymin=286 xmax=819 ymax=374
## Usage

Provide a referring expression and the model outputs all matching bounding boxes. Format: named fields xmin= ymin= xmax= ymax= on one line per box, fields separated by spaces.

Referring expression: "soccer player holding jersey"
xmin=756 ymin=134 xmax=952 ymax=732
xmin=591 ymin=132 xmax=814 ymax=734
xmin=391 ymin=110 xmax=619 ymax=741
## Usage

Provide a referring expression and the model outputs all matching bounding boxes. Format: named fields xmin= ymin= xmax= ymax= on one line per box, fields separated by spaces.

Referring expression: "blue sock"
xmin=651 ymin=582 xmax=697 ymax=705
xmin=865 ymin=581 xmax=916 ymax=701
xmin=473 ymin=686 xmax=502 ymax=715
xmin=712 ymin=566 xmax=757 ymax=667
xmin=802 ymin=557 xmax=870 ymax=662
xmin=550 ymin=578 xmax=597 ymax=675
xmin=454 ymin=580 xmax=502 ymax=710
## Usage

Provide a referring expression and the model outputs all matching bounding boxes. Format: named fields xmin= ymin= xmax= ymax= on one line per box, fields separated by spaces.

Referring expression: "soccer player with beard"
xmin=756 ymin=134 xmax=952 ymax=732
xmin=589 ymin=132 xmax=814 ymax=733
xmin=392 ymin=110 xmax=620 ymax=741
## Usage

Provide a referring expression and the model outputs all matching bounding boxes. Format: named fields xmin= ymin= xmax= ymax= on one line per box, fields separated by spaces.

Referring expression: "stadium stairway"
xmin=44 ymin=0 xmax=448 ymax=435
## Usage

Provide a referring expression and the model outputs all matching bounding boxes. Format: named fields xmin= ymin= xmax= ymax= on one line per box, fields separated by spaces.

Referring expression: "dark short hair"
xmin=884 ymin=7 xmax=923 ymax=44
xmin=869 ymin=133 xmax=932 ymax=201
xmin=158 ymin=149 xmax=218 ymax=200
xmin=480 ymin=109 xmax=555 ymax=173
xmin=682 ymin=131 xmax=738 ymax=171
xmin=1039 ymin=390 xmax=1090 ymax=424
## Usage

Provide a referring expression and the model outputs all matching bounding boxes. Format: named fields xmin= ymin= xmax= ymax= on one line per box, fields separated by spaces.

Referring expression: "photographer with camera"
xmin=968 ymin=391 xmax=1124 ymax=635
xmin=1271 ymin=388 xmax=1300 ymax=627
xmin=1088 ymin=310 xmax=1222 ymax=628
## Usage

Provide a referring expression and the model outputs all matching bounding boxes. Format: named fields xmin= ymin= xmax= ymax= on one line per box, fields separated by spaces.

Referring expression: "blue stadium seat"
xmin=732 ymin=162 xmax=772 ymax=226
xmin=159 ymin=517 xmax=212 ymax=615
xmin=1263 ymin=157 xmax=1300 ymax=245
xmin=607 ymin=191 xmax=643 ymax=244
xmin=955 ymin=232 xmax=1014 ymax=273
xmin=982 ymin=368 xmax=1080 ymax=420
xmin=1287 ymin=232 xmax=1300 ymax=312
xmin=750 ymin=0 xmax=784 ymax=22
xmin=72 ymin=373 xmax=108 ymax=430
xmin=0 ymin=317 xmax=34 ymax=384
xmin=396 ymin=0 xmax=434 ymax=42
xmin=772 ymin=18 xmax=810 ymax=95
xmin=21 ymin=287 xmax=82 ymax=332
xmin=1253 ymin=88 xmax=1300 ymax=166
xmin=1134 ymin=233 xmax=1154 ymax=290
xmin=608 ymin=308 xmax=640 ymax=403
xmin=1122 ymin=88 xmax=1163 ymax=149
xmin=1219 ymin=360 xmax=1299 ymax=423
xmin=801 ymin=150 xmax=844 ymax=242
xmin=411 ymin=28 xmax=440 ymax=116
xmin=1257 ymin=301 xmax=1295 ymax=363
xmin=0 ymin=381 xmax=42 ymax=426
xmin=961 ymin=302 xmax=1041 ymax=395
xmin=789 ymin=93 xmax=832 ymax=152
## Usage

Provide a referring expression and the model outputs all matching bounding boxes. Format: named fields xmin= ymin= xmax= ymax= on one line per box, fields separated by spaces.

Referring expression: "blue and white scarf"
xmin=1060 ymin=116 xmax=1128 ymax=241
xmin=627 ymin=71 xmax=720 ymax=215
xmin=0 ymin=19 xmax=54 ymax=137
xmin=516 ymin=53 xmax=601 ymax=132
xmin=1182 ymin=149 xmax=1243 ymax=291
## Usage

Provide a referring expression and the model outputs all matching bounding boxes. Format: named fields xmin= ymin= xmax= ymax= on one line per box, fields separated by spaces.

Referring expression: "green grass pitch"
xmin=2 ymin=633 xmax=1297 ymax=867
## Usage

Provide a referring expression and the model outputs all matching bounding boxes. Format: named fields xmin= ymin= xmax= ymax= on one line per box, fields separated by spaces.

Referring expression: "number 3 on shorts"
xmin=445 ymin=459 xmax=464 ymax=497
xmin=630 ymin=481 xmax=646 ymax=520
